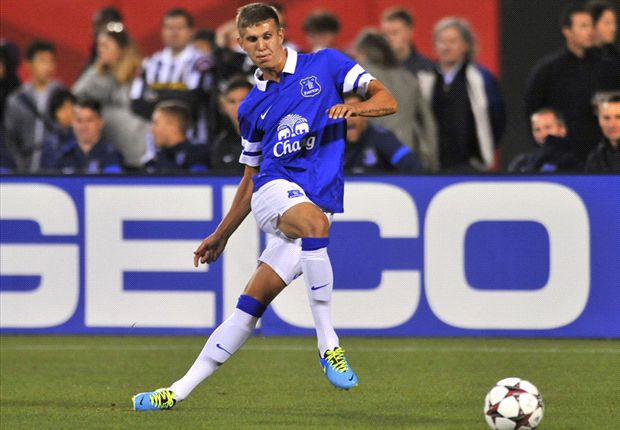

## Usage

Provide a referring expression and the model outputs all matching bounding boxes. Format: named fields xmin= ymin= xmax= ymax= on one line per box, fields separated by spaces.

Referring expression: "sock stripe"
xmin=301 ymin=237 xmax=330 ymax=251
xmin=236 ymin=294 xmax=267 ymax=318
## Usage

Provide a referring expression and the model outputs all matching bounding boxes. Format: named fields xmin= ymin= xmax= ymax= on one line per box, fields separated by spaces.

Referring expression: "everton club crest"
xmin=300 ymin=76 xmax=321 ymax=97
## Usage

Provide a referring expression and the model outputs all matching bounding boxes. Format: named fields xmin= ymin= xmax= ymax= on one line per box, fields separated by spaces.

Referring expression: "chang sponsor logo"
xmin=273 ymin=114 xmax=316 ymax=157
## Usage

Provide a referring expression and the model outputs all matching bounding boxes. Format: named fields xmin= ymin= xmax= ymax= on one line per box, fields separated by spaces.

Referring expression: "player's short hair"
xmin=163 ymin=8 xmax=194 ymax=28
xmin=75 ymin=97 xmax=103 ymax=117
xmin=585 ymin=0 xmax=617 ymax=24
xmin=559 ymin=2 xmax=590 ymax=29
xmin=154 ymin=100 xmax=193 ymax=134
xmin=381 ymin=7 xmax=414 ymax=27
xmin=236 ymin=3 xmax=280 ymax=33
xmin=433 ymin=17 xmax=477 ymax=60
xmin=354 ymin=29 xmax=399 ymax=68
xmin=25 ymin=40 xmax=55 ymax=61
xmin=302 ymin=10 xmax=340 ymax=35
xmin=49 ymin=89 xmax=77 ymax=119
xmin=531 ymin=108 xmax=567 ymax=128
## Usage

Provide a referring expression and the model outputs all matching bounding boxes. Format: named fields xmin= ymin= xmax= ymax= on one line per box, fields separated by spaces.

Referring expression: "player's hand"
xmin=326 ymin=103 xmax=359 ymax=119
xmin=193 ymin=233 xmax=228 ymax=267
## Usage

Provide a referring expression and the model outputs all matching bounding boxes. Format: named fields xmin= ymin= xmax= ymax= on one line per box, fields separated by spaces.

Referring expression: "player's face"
xmin=594 ymin=10 xmax=617 ymax=45
xmin=380 ymin=19 xmax=412 ymax=56
xmin=434 ymin=26 xmax=469 ymax=67
xmin=162 ymin=16 xmax=194 ymax=52
xmin=530 ymin=112 xmax=567 ymax=145
xmin=73 ymin=107 xmax=103 ymax=146
xmin=598 ymin=101 xmax=620 ymax=144
xmin=563 ymin=12 xmax=593 ymax=50
xmin=238 ymin=19 xmax=285 ymax=71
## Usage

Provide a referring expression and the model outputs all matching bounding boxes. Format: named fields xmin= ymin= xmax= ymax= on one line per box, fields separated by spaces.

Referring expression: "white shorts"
xmin=251 ymin=179 xmax=331 ymax=285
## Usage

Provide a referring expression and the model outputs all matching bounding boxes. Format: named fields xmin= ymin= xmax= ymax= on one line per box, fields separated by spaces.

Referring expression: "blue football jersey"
xmin=238 ymin=48 xmax=375 ymax=213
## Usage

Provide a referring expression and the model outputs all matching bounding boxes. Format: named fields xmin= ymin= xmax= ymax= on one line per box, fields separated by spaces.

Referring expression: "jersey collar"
xmin=254 ymin=47 xmax=298 ymax=92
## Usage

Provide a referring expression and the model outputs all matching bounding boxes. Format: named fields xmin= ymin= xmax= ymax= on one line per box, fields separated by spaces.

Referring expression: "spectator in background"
xmin=193 ymin=29 xmax=216 ymax=57
xmin=214 ymin=20 xmax=255 ymax=81
xmin=418 ymin=17 xmax=505 ymax=172
xmin=344 ymin=93 xmax=423 ymax=174
xmin=269 ymin=2 xmax=300 ymax=51
xmin=380 ymin=7 xmax=434 ymax=75
xmin=41 ymin=88 xmax=76 ymax=168
xmin=5 ymin=40 xmax=62 ymax=172
xmin=81 ymin=6 xmax=123 ymax=74
xmin=586 ymin=0 xmax=619 ymax=62
xmin=353 ymin=30 xmax=438 ymax=171
xmin=525 ymin=3 xmax=620 ymax=161
xmin=0 ymin=40 xmax=21 ymax=122
xmin=130 ymin=8 xmax=216 ymax=148
xmin=508 ymin=108 xmax=582 ymax=172
xmin=585 ymin=92 xmax=620 ymax=172
xmin=42 ymin=98 xmax=122 ymax=174
xmin=302 ymin=10 xmax=341 ymax=52
xmin=209 ymin=77 xmax=249 ymax=175
xmin=73 ymin=24 xmax=149 ymax=168
xmin=143 ymin=101 xmax=209 ymax=174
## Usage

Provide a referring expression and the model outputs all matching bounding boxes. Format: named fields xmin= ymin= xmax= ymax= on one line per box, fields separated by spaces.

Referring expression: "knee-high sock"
xmin=301 ymin=237 xmax=339 ymax=357
xmin=169 ymin=295 xmax=265 ymax=400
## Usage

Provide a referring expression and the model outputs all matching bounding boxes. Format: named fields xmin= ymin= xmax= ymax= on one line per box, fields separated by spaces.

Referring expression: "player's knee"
xmin=299 ymin=211 xmax=329 ymax=237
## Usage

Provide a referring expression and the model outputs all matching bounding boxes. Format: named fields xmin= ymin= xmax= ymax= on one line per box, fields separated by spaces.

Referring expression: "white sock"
xmin=300 ymin=245 xmax=339 ymax=356
xmin=169 ymin=307 xmax=258 ymax=400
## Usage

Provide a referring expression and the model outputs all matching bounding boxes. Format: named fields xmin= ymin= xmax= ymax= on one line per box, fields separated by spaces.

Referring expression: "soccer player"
xmin=132 ymin=3 xmax=397 ymax=411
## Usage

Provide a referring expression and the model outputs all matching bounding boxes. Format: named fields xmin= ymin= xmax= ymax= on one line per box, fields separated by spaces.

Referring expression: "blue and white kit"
xmin=238 ymin=48 xmax=375 ymax=284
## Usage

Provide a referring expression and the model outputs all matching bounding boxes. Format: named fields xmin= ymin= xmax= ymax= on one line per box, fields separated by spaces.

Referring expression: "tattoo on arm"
xmin=358 ymin=107 xmax=395 ymax=116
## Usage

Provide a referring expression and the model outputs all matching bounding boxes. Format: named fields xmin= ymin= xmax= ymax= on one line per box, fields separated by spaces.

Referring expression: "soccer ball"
xmin=484 ymin=377 xmax=544 ymax=429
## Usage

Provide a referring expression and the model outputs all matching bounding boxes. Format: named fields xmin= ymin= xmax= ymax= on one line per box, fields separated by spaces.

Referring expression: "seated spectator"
xmin=344 ymin=93 xmax=424 ymax=174
xmin=73 ymin=23 xmax=149 ymax=168
xmin=193 ymin=29 xmax=216 ymax=57
xmin=585 ymin=92 xmax=620 ymax=172
xmin=209 ymin=77 xmax=249 ymax=175
xmin=42 ymin=98 xmax=122 ymax=174
xmin=5 ymin=40 xmax=62 ymax=172
xmin=508 ymin=108 xmax=582 ymax=172
xmin=586 ymin=0 xmax=619 ymax=62
xmin=41 ymin=88 xmax=77 ymax=168
xmin=143 ymin=101 xmax=209 ymax=174
xmin=353 ymin=29 xmax=438 ymax=171
xmin=418 ymin=17 xmax=506 ymax=172
xmin=302 ymin=10 xmax=341 ymax=52
xmin=130 ymin=8 xmax=216 ymax=147
xmin=213 ymin=20 xmax=254 ymax=82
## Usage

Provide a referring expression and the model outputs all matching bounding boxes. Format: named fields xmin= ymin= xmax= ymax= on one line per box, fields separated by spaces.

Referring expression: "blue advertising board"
xmin=1 ymin=175 xmax=619 ymax=337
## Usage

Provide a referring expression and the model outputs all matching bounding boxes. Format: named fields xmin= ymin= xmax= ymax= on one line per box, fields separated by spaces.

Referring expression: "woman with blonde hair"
xmin=73 ymin=23 xmax=148 ymax=167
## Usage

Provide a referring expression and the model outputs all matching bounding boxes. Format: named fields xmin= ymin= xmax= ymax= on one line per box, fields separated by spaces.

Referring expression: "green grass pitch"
xmin=1 ymin=336 xmax=618 ymax=429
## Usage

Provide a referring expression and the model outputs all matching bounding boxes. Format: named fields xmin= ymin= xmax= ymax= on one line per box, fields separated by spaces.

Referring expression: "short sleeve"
xmin=322 ymin=49 xmax=375 ymax=97
xmin=238 ymin=102 xmax=263 ymax=167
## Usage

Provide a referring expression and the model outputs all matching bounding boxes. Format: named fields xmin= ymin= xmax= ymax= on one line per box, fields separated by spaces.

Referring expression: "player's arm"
xmin=193 ymin=164 xmax=258 ymax=266
xmin=327 ymin=80 xmax=397 ymax=119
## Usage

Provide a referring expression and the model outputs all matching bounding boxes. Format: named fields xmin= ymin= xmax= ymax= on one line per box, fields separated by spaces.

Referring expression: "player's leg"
xmin=278 ymin=202 xmax=358 ymax=389
xmin=132 ymin=263 xmax=286 ymax=411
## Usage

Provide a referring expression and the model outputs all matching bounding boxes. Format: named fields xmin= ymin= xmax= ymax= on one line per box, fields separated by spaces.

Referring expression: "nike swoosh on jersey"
xmin=260 ymin=106 xmax=272 ymax=120
xmin=310 ymin=283 xmax=329 ymax=291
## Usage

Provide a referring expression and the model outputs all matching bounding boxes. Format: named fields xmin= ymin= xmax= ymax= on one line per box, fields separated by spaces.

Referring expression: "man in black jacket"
xmin=586 ymin=93 xmax=620 ymax=172
xmin=525 ymin=3 xmax=620 ymax=160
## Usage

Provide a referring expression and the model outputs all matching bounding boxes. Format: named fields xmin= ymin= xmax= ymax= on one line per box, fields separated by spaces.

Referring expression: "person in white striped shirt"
xmin=130 ymin=8 xmax=216 ymax=149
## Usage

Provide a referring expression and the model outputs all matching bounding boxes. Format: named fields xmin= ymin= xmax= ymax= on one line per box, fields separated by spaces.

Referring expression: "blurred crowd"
xmin=0 ymin=1 xmax=618 ymax=175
